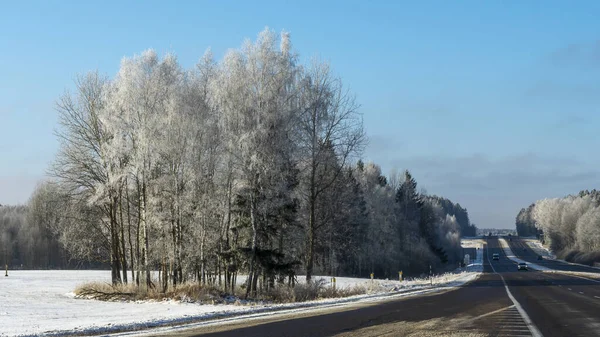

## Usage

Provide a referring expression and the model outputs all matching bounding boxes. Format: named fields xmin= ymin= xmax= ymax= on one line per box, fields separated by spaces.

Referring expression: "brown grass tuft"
xmin=74 ymin=282 xmax=225 ymax=303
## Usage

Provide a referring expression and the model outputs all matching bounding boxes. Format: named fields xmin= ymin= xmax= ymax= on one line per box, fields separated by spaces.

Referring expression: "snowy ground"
xmin=0 ymin=271 xmax=250 ymax=337
xmin=523 ymin=239 xmax=556 ymax=259
xmin=1 ymin=241 xmax=483 ymax=337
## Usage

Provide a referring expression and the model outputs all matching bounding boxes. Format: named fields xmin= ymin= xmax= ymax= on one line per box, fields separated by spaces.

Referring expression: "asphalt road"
xmin=497 ymin=237 xmax=600 ymax=337
xmin=162 ymin=238 xmax=600 ymax=337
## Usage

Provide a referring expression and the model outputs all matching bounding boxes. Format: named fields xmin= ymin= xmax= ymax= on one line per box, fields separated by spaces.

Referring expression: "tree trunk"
xmin=125 ymin=179 xmax=136 ymax=284
xmin=306 ymin=115 xmax=318 ymax=283
xmin=171 ymin=212 xmax=178 ymax=287
xmin=245 ymin=186 xmax=258 ymax=298
xmin=110 ymin=199 xmax=122 ymax=285
xmin=119 ymin=189 xmax=128 ymax=284
xmin=140 ymin=179 xmax=151 ymax=289
xmin=306 ymin=191 xmax=316 ymax=283
xmin=200 ymin=216 xmax=205 ymax=285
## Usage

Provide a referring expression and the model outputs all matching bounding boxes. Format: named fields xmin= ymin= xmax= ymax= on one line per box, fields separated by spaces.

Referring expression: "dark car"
xmin=537 ymin=255 xmax=543 ymax=260
xmin=518 ymin=262 xmax=528 ymax=271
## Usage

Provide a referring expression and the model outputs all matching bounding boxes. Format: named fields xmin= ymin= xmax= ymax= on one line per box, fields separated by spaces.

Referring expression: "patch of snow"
xmin=523 ymin=239 xmax=556 ymax=259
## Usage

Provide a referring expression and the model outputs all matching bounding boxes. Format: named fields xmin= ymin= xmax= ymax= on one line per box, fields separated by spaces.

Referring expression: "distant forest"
xmin=0 ymin=204 xmax=101 ymax=269
xmin=516 ymin=189 xmax=600 ymax=265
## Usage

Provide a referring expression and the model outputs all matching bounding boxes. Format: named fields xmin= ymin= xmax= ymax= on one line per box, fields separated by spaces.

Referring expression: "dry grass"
xmin=320 ymin=284 xmax=367 ymax=299
xmin=75 ymin=279 xmax=368 ymax=304
xmin=74 ymin=282 xmax=226 ymax=303
xmin=261 ymin=279 xmax=367 ymax=303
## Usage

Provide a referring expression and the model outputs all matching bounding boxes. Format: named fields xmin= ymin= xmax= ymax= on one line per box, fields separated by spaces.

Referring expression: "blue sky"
xmin=2 ymin=1 xmax=600 ymax=229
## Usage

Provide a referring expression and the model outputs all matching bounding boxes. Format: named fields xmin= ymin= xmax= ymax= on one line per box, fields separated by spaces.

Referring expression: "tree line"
xmin=516 ymin=189 xmax=600 ymax=265
xmin=21 ymin=29 xmax=474 ymax=296
xmin=0 ymin=204 xmax=99 ymax=269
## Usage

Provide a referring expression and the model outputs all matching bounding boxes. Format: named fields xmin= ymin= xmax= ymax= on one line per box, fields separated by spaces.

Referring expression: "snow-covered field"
xmin=0 ymin=271 xmax=251 ymax=336
xmin=1 ymin=242 xmax=483 ymax=336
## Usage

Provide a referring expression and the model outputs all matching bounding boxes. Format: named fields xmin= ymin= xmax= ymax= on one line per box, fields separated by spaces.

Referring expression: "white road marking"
xmin=594 ymin=296 xmax=600 ymax=299
xmin=568 ymin=288 xmax=572 ymax=291
xmin=465 ymin=305 xmax=515 ymax=321
xmin=579 ymin=292 xmax=584 ymax=294
xmin=486 ymin=243 xmax=543 ymax=337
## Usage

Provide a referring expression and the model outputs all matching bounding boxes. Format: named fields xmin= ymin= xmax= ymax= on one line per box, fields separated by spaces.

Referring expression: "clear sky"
xmin=2 ymin=1 xmax=600 ymax=229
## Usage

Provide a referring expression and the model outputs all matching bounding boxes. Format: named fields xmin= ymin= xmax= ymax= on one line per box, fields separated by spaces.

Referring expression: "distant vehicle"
xmin=537 ymin=255 xmax=543 ymax=260
xmin=518 ymin=262 xmax=528 ymax=271
xmin=492 ymin=253 xmax=500 ymax=260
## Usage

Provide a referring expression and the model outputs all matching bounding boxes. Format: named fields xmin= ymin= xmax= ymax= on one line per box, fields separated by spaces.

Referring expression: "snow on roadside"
xmin=116 ymin=272 xmax=480 ymax=337
xmin=1 ymin=266 xmax=480 ymax=337
xmin=523 ymin=239 xmax=556 ymax=259
xmin=1 ymin=240 xmax=484 ymax=337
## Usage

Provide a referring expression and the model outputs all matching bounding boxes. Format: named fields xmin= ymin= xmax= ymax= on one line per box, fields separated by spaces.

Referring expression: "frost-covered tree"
xmin=522 ymin=192 xmax=600 ymax=264
xmin=38 ymin=28 xmax=477 ymax=297
xmin=51 ymin=72 xmax=129 ymax=283
xmin=295 ymin=61 xmax=365 ymax=282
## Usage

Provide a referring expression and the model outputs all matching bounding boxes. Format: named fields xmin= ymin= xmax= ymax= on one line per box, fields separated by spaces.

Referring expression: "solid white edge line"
xmin=486 ymin=240 xmax=543 ymax=337
xmin=462 ymin=305 xmax=516 ymax=323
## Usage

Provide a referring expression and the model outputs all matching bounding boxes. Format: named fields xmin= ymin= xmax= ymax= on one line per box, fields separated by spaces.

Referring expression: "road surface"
xmin=160 ymin=238 xmax=600 ymax=337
